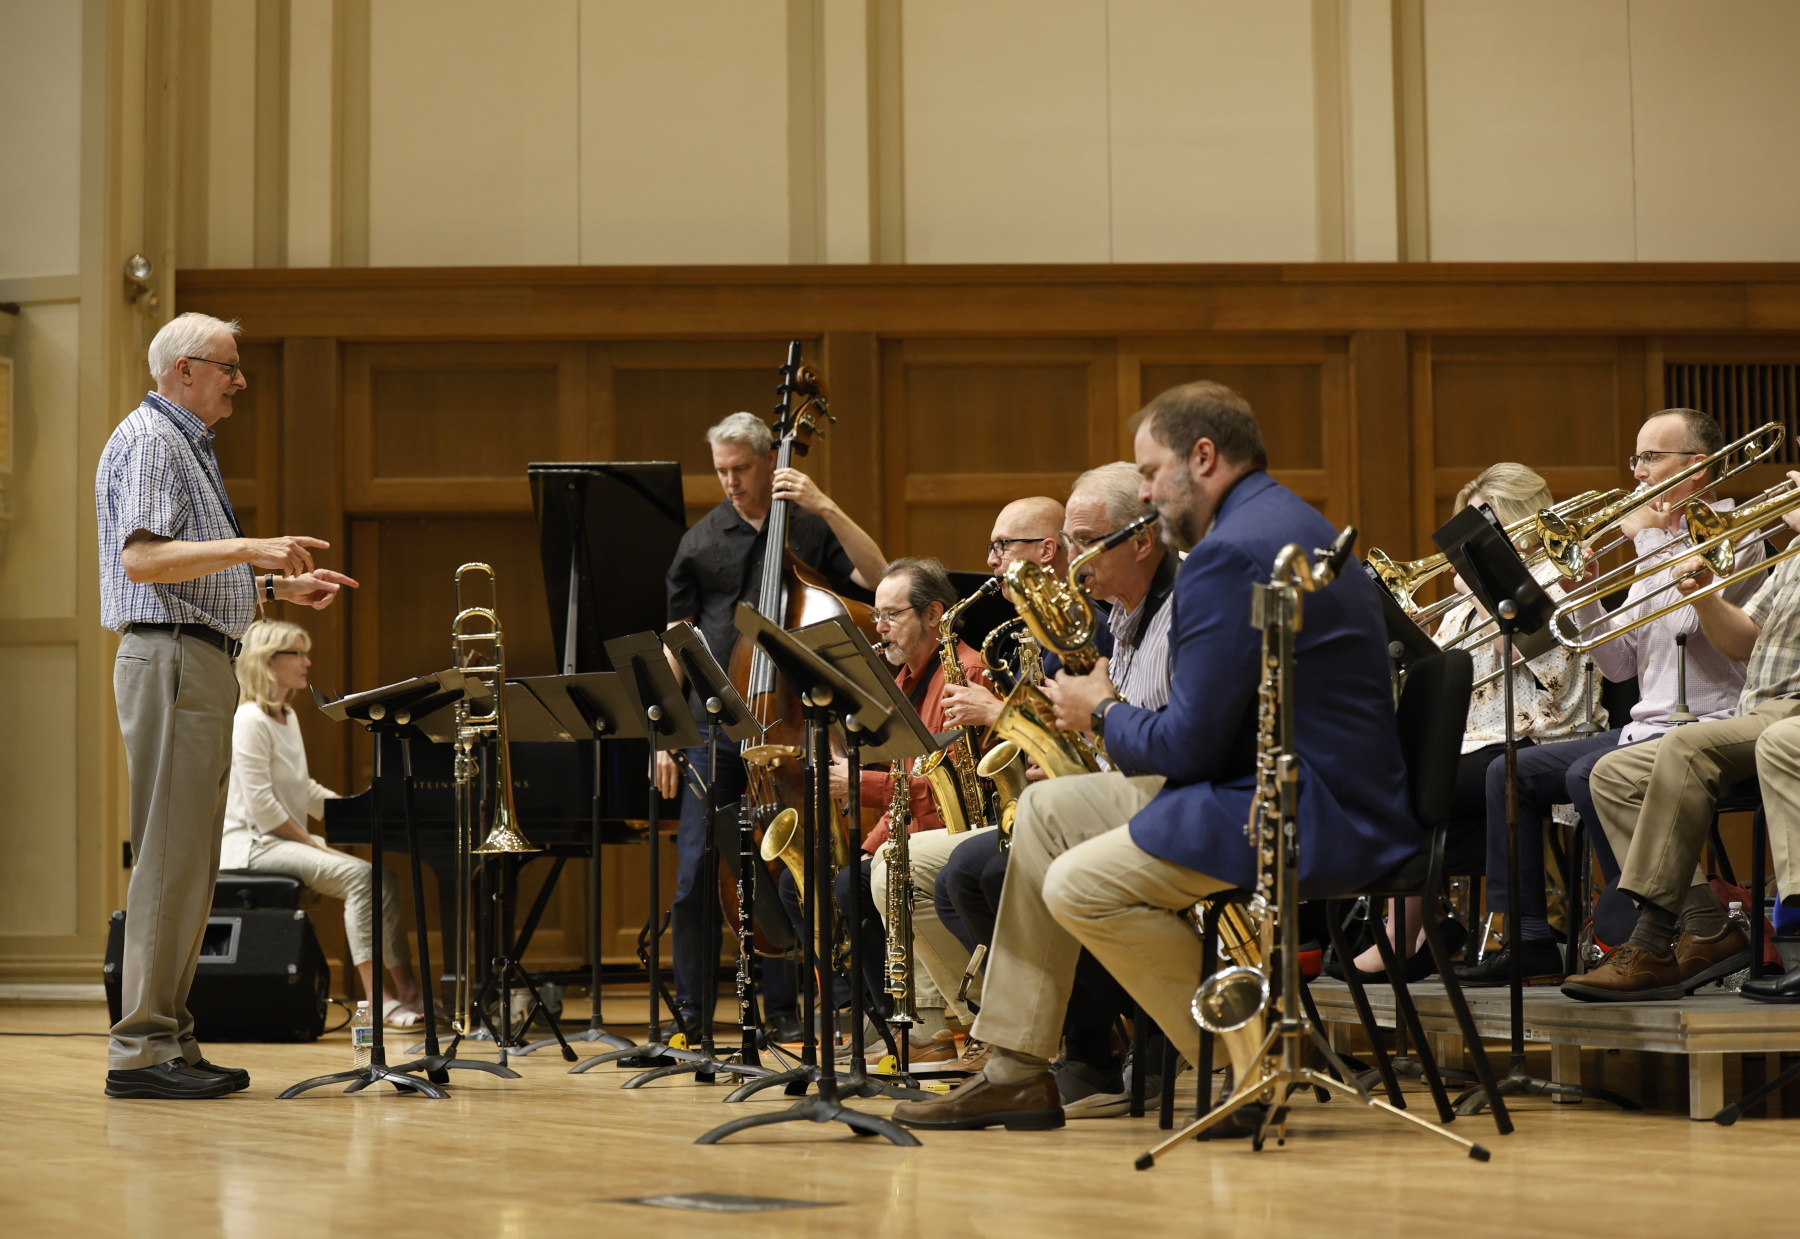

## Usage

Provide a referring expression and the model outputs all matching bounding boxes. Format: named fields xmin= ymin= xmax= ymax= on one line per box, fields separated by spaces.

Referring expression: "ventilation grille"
xmin=1666 ymin=363 xmax=1800 ymax=465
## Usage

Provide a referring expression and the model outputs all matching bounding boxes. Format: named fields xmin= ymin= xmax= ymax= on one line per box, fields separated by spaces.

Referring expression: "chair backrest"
xmin=1393 ymin=649 xmax=1473 ymax=831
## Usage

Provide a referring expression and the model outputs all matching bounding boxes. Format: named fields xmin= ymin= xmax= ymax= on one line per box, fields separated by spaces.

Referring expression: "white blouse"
xmin=220 ymin=703 xmax=337 ymax=868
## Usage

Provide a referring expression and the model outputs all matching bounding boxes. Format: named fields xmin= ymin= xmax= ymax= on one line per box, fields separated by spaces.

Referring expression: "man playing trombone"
xmin=1459 ymin=410 xmax=1759 ymax=986
xmin=1565 ymin=469 xmax=1800 ymax=1002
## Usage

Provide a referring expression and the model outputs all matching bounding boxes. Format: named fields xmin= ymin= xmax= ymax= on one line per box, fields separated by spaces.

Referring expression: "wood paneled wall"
xmin=179 ymin=262 xmax=1800 ymax=972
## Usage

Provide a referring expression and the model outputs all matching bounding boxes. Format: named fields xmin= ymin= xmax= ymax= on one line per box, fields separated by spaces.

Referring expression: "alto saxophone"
xmin=915 ymin=579 xmax=994 ymax=833
xmin=882 ymin=759 xmax=919 ymax=1030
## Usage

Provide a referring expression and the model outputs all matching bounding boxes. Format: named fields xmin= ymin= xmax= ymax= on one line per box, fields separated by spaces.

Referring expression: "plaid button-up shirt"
xmin=96 ymin=392 xmax=256 ymax=638
xmin=1742 ymin=553 xmax=1800 ymax=709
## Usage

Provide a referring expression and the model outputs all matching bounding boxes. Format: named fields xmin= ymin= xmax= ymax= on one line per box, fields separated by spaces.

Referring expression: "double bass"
xmin=721 ymin=342 xmax=876 ymax=954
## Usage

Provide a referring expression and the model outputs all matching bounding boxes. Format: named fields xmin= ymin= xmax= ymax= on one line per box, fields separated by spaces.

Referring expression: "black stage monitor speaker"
xmin=103 ymin=907 xmax=330 ymax=1042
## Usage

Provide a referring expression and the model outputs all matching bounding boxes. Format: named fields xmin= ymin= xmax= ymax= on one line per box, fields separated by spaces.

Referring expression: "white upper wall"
xmin=0 ymin=1 xmax=83 ymax=279
xmin=177 ymin=0 xmax=1800 ymax=268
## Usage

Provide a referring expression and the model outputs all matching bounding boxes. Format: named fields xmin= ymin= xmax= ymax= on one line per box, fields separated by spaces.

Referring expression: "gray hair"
xmin=883 ymin=556 xmax=960 ymax=623
xmin=705 ymin=411 xmax=773 ymax=455
xmin=147 ymin=312 xmax=241 ymax=384
xmin=1071 ymin=461 xmax=1152 ymax=531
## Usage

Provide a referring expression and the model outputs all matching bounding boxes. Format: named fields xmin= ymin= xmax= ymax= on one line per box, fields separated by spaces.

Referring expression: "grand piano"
xmin=323 ymin=462 xmax=687 ymax=981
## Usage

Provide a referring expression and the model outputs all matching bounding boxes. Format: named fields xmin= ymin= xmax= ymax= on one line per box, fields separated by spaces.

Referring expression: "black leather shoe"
xmin=1453 ymin=939 xmax=1566 ymax=987
xmin=766 ymin=1012 xmax=805 ymax=1045
xmin=1740 ymin=964 xmax=1800 ymax=1003
xmin=106 ymin=1059 xmax=235 ymax=1099
xmin=187 ymin=1057 xmax=251 ymax=1092
xmin=1326 ymin=919 xmax=1468 ymax=984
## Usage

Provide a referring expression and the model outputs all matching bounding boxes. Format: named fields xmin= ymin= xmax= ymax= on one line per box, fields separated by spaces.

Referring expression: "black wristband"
xmin=1091 ymin=695 xmax=1123 ymax=739
xmin=264 ymin=573 xmax=276 ymax=601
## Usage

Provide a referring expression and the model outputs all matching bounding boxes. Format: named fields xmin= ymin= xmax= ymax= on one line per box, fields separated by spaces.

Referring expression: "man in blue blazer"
xmin=893 ymin=381 xmax=1418 ymax=1131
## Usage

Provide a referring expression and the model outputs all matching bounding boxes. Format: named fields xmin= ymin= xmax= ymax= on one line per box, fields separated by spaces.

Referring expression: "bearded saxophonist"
xmin=892 ymin=381 xmax=1418 ymax=1131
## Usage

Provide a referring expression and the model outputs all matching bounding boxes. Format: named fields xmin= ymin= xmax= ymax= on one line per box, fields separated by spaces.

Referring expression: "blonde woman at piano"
xmin=221 ymin=619 xmax=430 ymax=1028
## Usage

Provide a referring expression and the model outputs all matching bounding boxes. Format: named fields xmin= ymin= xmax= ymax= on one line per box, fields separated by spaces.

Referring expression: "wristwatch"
xmin=1090 ymin=695 xmax=1123 ymax=739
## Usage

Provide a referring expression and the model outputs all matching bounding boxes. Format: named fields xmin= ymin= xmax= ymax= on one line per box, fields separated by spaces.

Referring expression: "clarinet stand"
xmin=702 ymin=609 xmax=924 ymax=1143
xmin=1138 ymin=529 xmax=1489 ymax=1165
xmin=571 ymin=633 xmax=707 ymax=1075
xmin=621 ymin=624 xmax=773 ymax=1087
xmin=1435 ymin=512 xmax=1637 ymax=1117
xmin=283 ymin=673 xmax=515 ymax=1097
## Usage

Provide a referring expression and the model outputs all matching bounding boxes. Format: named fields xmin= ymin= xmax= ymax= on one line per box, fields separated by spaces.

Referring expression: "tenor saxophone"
xmin=914 ymin=579 xmax=994 ymax=833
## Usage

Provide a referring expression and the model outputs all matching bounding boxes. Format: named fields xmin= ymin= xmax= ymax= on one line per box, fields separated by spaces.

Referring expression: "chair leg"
xmin=1325 ymin=902 xmax=1405 ymax=1108
xmin=1567 ymin=825 xmax=1589 ymax=976
xmin=1391 ymin=897 xmax=1409 ymax=1060
xmin=1158 ymin=1034 xmax=1178 ymax=1130
xmin=1751 ymin=807 xmax=1769 ymax=982
xmin=1369 ymin=903 xmax=1456 ymax=1124
xmin=1128 ymin=1002 xmax=1149 ymax=1118
xmin=1195 ymin=905 xmax=1220 ymax=1116
xmin=1710 ymin=819 xmax=1739 ymax=888
xmin=1420 ymin=913 xmax=1513 ymax=1136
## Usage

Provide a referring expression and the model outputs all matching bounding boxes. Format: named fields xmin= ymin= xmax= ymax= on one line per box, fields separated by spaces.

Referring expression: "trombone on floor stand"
xmin=1137 ymin=530 xmax=1491 ymax=1167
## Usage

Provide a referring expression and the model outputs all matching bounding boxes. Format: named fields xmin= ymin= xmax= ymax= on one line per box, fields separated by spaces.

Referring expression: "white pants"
xmin=871 ymin=826 xmax=998 ymax=1022
xmin=244 ymin=835 xmax=410 ymax=968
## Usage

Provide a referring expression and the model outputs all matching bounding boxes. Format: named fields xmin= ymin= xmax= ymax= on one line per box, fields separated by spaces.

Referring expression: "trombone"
xmin=1547 ymin=476 xmax=1800 ymax=654
xmin=1534 ymin=422 xmax=1784 ymax=579
xmin=1369 ymin=490 xmax=1613 ymax=620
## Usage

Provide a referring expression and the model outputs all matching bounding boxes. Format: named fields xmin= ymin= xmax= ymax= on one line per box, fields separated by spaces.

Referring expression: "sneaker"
xmin=1055 ymin=1059 xmax=1131 ymax=1119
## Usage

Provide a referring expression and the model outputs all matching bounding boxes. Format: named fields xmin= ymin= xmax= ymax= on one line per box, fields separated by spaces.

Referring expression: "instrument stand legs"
xmin=622 ymin=737 xmax=772 ymax=1088
xmin=282 ymin=729 xmax=467 ymax=1099
xmin=1453 ymin=626 xmax=1635 ymax=1119
xmin=700 ymin=709 xmax=922 ymax=1144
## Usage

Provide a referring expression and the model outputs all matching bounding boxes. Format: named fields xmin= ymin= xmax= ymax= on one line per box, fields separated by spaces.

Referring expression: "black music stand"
xmin=512 ymin=672 xmax=640 ymax=1055
xmin=615 ymin=623 xmax=775 ymax=1087
xmin=700 ymin=607 xmax=927 ymax=1146
xmin=569 ymin=632 xmax=704 ymax=1075
xmin=1435 ymin=508 xmax=1637 ymax=1116
xmin=280 ymin=672 xmax=519 ymax=1098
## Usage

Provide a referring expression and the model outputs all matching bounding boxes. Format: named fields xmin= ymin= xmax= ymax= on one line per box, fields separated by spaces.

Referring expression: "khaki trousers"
xmin=973 ymin=771 xmax=1227 ymax=1066
xmin=870 ymin=825 xmax=997 ymax=1021
xmin=1753 ymin=716 xmax=1800 ymax=903
xmin=1590 ymin=698 xmax=1800 ymax=913
xmin=110 ymin=629 xmax=238 ymax=1070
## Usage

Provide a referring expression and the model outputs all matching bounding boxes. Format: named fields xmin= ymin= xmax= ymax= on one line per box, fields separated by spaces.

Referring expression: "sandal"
xmin=382 ymin=998 xmax=427 ymax=1029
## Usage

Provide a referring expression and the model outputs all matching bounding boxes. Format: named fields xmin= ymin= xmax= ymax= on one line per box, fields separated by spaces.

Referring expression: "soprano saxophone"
xmin=882 ymin=758 xmax=919 ymax=1030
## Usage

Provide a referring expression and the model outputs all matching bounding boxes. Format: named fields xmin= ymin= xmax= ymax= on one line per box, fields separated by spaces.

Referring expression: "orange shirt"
xmin=859 ymin=641 xmax=988 ymax=853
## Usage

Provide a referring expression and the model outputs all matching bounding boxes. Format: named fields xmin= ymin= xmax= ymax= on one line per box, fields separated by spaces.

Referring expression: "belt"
xmin=127 ymin=622 xmax=242 ymax=660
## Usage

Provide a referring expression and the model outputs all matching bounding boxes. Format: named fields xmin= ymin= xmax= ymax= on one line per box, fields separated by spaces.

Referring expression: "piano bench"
xmin=214 ymin=870 xmax=323 ymax=912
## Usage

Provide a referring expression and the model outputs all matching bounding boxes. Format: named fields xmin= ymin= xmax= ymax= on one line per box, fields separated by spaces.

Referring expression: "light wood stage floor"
xmin=8 ymin=997 xmax=1800 ymax=1239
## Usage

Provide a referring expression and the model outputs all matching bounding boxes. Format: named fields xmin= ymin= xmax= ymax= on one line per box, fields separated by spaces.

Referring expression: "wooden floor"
xmin=8 ymin=998 xmax=1800 ymax=1239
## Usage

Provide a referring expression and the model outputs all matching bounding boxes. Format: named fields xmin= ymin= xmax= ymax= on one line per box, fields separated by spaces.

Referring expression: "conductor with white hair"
xmin=96 ymin=312 xmax=358 ymax=1099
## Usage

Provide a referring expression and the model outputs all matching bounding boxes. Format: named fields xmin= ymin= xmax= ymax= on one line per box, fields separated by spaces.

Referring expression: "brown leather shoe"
xmin=950 ymin=1038 xmax=991 ymax=1073
xmin=867 ymin=1029 xmax=960 ymax=1066
xmin=1560 ymin=943 xmax=1687 ymax=1002
xmin=1674 ymin=925 xmax=1750 ymax=990
xmin=891 ymin=1070 xmax=1065 ymax=1130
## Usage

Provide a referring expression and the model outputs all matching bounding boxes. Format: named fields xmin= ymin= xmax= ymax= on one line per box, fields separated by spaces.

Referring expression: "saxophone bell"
xmin=1191 ymin=965 xmax=1271 ymax=1103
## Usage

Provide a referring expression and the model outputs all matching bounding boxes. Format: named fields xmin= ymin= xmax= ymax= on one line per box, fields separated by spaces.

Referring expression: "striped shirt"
xmin=96 ymin=392 xmax=255 ymax=638
xmin=1108 ymin=554 xmax=1177 ymax=710
xmin=1742 ymin=553 xmax=1800 ymax=709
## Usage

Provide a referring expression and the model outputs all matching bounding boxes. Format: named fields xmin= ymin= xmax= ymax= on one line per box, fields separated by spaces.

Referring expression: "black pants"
xmin=1482 ymin=729 xmax=1635 ymax=922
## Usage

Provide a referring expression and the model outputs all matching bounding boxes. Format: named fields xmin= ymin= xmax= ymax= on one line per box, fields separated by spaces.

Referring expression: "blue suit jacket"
xmin=1105 ymin=471 xmax=1418 ymax=897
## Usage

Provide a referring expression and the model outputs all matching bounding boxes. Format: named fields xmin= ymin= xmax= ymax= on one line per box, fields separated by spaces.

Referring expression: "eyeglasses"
xmin=1628 ymin=449 xmax=1704 ymax=470
xmin=1062 ymin=531 xmax=1115 ymax=552
xmin=985 ymin=537 xmax=1055 ymax=558
xmin=868 ymin=606 xmax=916 ymax=625
xmin=184 ymin=355 xmax=243 ymax=382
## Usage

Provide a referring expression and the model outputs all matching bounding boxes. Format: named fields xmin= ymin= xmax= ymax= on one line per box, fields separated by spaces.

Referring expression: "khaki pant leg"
xmin=971 ymin=771 xmax=1163 ymax=1061
xmin=1614 ymin=705 xmax=1798 ymax=912
xmin=1042 ymin=826 xmax=1229 ymax=1074
xmin=872 ymin=825 xmax=995 ymax=1020
xmin=109 ymin=631 xmax=237 ymax=1071
xmin=1756 ymin=715 xmax=1800 ymax=904
xmin=248 ymin=838 xmax=411 ymax=967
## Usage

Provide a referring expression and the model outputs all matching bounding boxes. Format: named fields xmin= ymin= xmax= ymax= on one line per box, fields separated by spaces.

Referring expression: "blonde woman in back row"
xmin=222 ymin=619 xmax=431 ymax=1027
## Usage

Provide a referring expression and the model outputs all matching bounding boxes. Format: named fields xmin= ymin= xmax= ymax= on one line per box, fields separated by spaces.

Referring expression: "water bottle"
xmin=1723 ymin=902 xmax=1753 ymax=993
xmin=351 ymin=1000 xmax=374 ymax=1068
